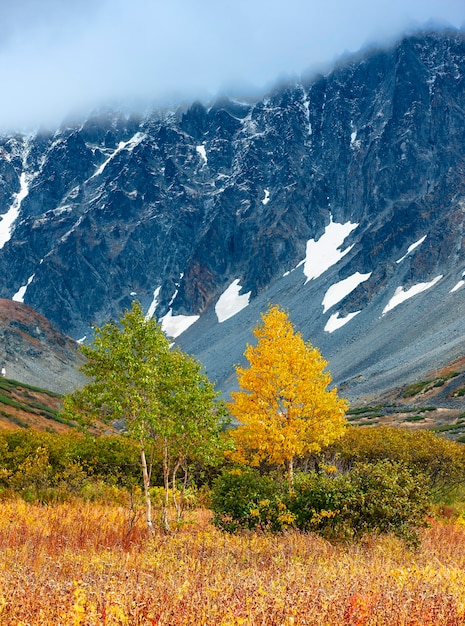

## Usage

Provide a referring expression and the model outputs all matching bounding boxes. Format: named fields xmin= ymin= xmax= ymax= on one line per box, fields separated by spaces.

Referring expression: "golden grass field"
xmin=1 ymin=500 xmax=465 ymax=625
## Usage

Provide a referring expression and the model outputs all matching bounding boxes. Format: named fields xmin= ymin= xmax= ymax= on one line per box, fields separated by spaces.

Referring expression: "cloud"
xmin=0 ymin=0 xmax=464 ymax=132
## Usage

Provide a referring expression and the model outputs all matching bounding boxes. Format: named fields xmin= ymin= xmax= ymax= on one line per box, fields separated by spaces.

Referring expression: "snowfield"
xmin=300 ymin=216 xmax=358 ymax=282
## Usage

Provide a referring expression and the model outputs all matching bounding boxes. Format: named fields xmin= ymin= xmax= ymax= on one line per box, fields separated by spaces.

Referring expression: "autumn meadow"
xmin=0 ymin=499 xmax=465 ymax=625
xmin=2 ymin=304 xmax=465 ymax=624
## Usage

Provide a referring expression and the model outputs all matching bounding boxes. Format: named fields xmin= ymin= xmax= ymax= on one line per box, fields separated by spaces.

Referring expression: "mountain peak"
xmin=0 ymin=30 xmax=464 ymax=398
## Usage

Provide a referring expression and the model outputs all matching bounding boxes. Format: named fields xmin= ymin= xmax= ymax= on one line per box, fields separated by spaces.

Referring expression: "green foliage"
xmin=211 ymin=468 xmax=291 ymax=533
xmin=0 ymin=377 xmax=67 ymax=425
xmin=343 ymin=461 xmax=430 ymax=546
xmin=289 ymin=462 xmax=430 ymax=547
xmin=346 ymin=405 xmax=387 ymax=415
xmin=432 ymin=423 xmax=463 ymax=433
xmin=63 ymin=301 xmax=226 ymax=530
xmin=211 ymin=462 xmax=430 ymax=546
xmin=331 ymin=426 xmax=465 ymax=501
xmin=402 ymin=372 xmax=459 ymax=397
xmin=403 ymin=415 xmax=426 ymax=422
xmin=0 ymin=429 xmax=141 ymax=503
xmin=0 ymin=377 xmax=61 ymax=398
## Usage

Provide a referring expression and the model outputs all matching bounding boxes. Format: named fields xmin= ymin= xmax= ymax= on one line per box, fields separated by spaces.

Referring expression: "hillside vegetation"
xmin=1 ymin=304 xmax=465 ymax=623
xmin=0 ymin=377 xmax=69 ymax=431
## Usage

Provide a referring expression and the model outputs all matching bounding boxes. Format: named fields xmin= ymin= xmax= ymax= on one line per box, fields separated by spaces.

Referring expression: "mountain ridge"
xmin=0 ymin=28 xmax=464 ymax=400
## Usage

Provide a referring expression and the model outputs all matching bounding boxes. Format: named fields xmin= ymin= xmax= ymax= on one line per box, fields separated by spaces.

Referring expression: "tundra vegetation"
xmin=1 ymin=304 xmax=465 ymax=623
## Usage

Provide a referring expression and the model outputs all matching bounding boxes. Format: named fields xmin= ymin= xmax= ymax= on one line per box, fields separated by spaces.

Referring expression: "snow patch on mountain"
xmin=196 ymin=145 xmax=207 ymax=164
xmin=215 ymin=279 xmax=251 ymax=323
xmin=324 ymin=311 xmax=360 ymax=333
xmin=396 ymin=235 xmax=427 ymax=264
xmin=145 ymin=286 xmax=161 ymax=320
xmin=12 ymin=274 xmax=35 ymax=303
xmin=60 ymin=215 xmax=85 ymax=244
xmin=300 ymin=216 xmax=358 ymax=282
xmin=302 ymin=94 xmax=312 ymax=136
xmin=451 ymin=272 xmax=465 ymax=293
xmin=144 ymin=280 xmax=199 ymax=339
xmin=91 ymin=132 xmax=145 ymax=178
xmin=350 ymin=129 xmax=361 ymax=149
xmin=262 ymin=189 xmax=270 ymax=205
xmin=160 ymin=309 xmax=199 ymax=338
xmin=322 ymin=271 xmax=372 ymax=313
xmin=0 ymin=172 xmax=29 ymax=249
xmin=382 ymin=275 xmax=443 ymax=315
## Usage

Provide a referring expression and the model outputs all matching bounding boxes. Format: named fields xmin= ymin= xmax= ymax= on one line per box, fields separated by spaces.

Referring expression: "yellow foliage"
xmin=0 ymin=500 xmax=465 ymax=624
xmin=229 ymin=305 xmax=348 ymax=480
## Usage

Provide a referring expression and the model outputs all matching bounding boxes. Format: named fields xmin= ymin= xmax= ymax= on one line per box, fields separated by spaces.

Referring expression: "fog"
xmin=0 ymin=0 xmax=464 ymax=132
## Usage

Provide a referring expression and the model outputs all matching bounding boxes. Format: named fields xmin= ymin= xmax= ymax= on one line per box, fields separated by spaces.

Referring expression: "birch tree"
xmin=64 ymin=301 xmax=223 ymax=532
xmin=229 ymin=305 xmax=348 ymax=489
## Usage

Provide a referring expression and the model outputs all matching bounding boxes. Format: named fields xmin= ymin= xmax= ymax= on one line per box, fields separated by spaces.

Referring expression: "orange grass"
xmin=0 ymin=500 xmax=465 ymax=625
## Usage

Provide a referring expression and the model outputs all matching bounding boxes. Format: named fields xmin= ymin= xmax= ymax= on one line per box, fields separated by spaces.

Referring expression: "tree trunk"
xmin=162 ymin=438 xmax=170 ymax=532
xmin=172 ymin=458 xmax=188 ymax=522
xmin=172 ymin=460 xmax=181 ymax=522
xmin=140 ymin=446 xmax=155 ymax=535
xmin=287 ymin=456 xmax=294 ymax=492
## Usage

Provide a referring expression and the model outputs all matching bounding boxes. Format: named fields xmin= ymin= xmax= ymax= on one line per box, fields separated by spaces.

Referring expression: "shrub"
xmin=288 ymin=470 xmax=353 ymax=538
xmin=0 ymin=430 xmax=142 ymax=502
xmin=331 ymin=426 xmax=465 ymax=501
xmin=211 ymin=461 xmax=430 ymax=546
xmin=339 ymin=460 xmax=430 ymax=547
xmin=211 ymin=468 xmax=292 ymax=532
xmin=287 ymin=461 xmax=430 ymax=546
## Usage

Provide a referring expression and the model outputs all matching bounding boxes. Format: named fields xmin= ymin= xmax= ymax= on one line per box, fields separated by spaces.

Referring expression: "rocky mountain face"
xmin=0 ymin=29 xmax=464 ymax=400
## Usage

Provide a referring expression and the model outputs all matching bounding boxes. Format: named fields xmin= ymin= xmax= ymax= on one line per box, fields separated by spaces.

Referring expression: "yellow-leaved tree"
xmin=229 ymin=305 xmax=348 ymax=488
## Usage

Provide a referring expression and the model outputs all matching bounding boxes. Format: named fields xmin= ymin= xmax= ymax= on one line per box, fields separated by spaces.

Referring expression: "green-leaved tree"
xmin=63 ymin=302 xmax=224 ymax=531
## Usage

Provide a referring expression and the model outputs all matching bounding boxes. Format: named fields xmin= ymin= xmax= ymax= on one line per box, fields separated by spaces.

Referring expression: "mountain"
xmin=0 ymin=28 xmax=464 ymax=401
xmin=0 ymin=299 xmax=85 ymax=395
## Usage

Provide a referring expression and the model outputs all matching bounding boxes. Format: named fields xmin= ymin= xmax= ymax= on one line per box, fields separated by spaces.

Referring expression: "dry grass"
xmin=0 ymin=500 xmax=465 ymax=624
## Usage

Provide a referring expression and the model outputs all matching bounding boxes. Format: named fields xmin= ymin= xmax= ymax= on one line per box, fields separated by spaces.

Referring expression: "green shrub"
xmin=331 ymin=426 xmax=465 ymax=501
xmin=339 ymin=460 xmax=430 ymax=547
xmin=0 ymin=430 xmax=142 ymax=502
xmin=211 ymin=468 xmax=291 ymax=532
xmin=289 ymin=470 xmax=353 ymax=539
xmin=287 ymin=461 xmax=430 ymax=547
xmin=211 ymin=461 xmax=430 ymax=546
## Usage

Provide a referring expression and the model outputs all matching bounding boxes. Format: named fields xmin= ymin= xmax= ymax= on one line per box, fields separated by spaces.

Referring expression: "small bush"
xmin=331 ymin=426 xmax=465 ymax=500
xmin=289 ymin=471 xmax=353 ymax=539
xmin=339 ymin=460 xmax=430 ymax=547
xmin=287 ymin=461 xmax=430 ymax=547
xmin=0 ymin=429 xmax=142 ymax=503
xmin=211 ymin=468 xmax=291 ymax=532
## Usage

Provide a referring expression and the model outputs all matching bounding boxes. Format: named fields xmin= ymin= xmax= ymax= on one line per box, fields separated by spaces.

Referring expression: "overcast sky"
xmin=0 ymin=0 xmax=464 ymax=132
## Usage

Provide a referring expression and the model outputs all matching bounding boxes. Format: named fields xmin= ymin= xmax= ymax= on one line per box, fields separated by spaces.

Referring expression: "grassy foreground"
xmin=1 ymin=501 xmax=465 ymax=625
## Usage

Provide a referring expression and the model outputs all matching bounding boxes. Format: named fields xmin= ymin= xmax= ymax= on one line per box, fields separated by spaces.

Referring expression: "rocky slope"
xmin=0 ymin=28 xmax=464 ymax=400
xmin=0 ymin=299 xmax=85 ymax=394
